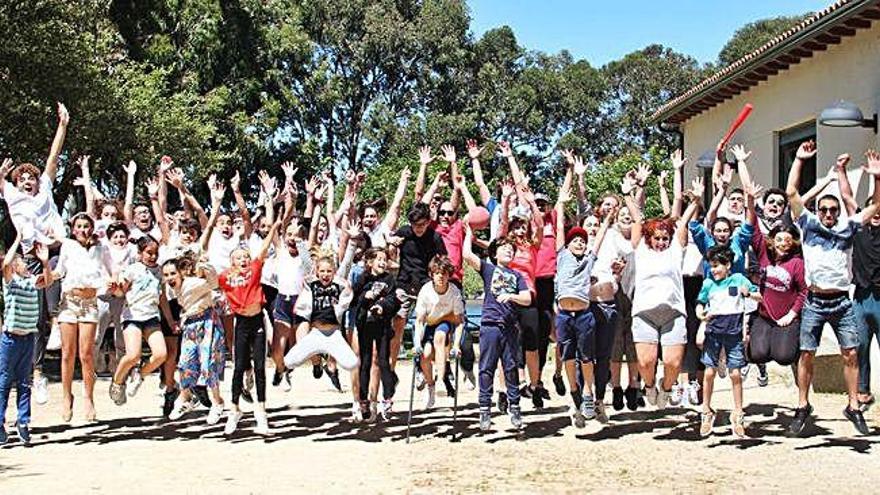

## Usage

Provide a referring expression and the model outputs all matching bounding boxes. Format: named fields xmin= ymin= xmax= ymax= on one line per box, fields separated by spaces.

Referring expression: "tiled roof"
xmin=652 ymin=0 xmax=880 ymax=124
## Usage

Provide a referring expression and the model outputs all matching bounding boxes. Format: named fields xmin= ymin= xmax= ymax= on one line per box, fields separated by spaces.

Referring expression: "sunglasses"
xmin=818 ymin=206 xmax=839 ymax=215
xmin=765 ymin=198 xmax=785 ymax=207
xmin=439 ymin=210 xmax=455 ymax=217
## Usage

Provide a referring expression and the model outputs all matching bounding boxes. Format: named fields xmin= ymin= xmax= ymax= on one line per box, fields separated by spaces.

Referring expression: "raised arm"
xmin=555 ymin=177 xmax=572 ymax=252
xmin=119 ymin=160 xmax=136 ymax=223
xmin=33 ymin=242 xmax=53 ymax=289
xmin=633 ymin=163 xmax=651 ymax=209
xmin=2 ymin=232 xmax=21 ymax=282
xmin=199 ymin=179 xmax=226 ymax=251
xmin=75 ymin=156 xmax=96 ymax=218
xmin=834 ymin=154 xmax=858 ymax=217
xmin=230 ymin=171 xmax=253 ymax=238
xmin=679 ymin=177 xmax=705 ymax=247
xmin=146 ymin=177 xmax=170 ymax=244
xmin=255 ymin=221 xmax=280 ymax=261
xmin=441 ymin=144 xmax=462 ymax=211
xmin=621 ymin=174 xmax=642 ymax=249
xmin=498 ymin=140 xmax=526 ymax=187
xmin=590 ymin=210 xmax=614 ymax=256
xmin=742 ymin=176 xmax=763 ymax=227
xmin=801 ymin=167 xmax=838 ymax=209
xmin=44 ymin=102 xmax=69 ymax=183
xmin=564 ymin=152 xmax=592 ymax=221
xmin=467 ymin=139 xmax=493 ymax=206
xmin=382 ymin=167 xmax=411 ymax=232
xmin=859 ymin=150 xmax=880 ymax=223
xmin=787 ymin=141 xmax=816 ymax=219
xmin=462 ymin=222 xmax=481 ymax=270
xmin=421 ymin=170 xmax=446 ymax=204
xmin=658 ymin=170 xmax=671 ymax=216
xmin=730 ymin=144 xmax=754 ymax=196
xmin=497 ymin=180 xmax=515 ymax=237
xmin=414 ymin=146 xmax=432 ymax=202
xmin=157 ymin=155 xmax=173 ymax=219
xmin=671 ymin=149 xmax=686 ymax=218
xmin=705 ymin=165 xmax=731 ymax=227
xmin=454 ymin=173 xmax=479 ymax=215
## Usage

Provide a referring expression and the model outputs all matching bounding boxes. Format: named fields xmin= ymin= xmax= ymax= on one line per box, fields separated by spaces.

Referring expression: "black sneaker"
xmin=16 ymin=424 xmax=31 ymax=446
xmin=531 ymin=387 xmax=544 ymax=409
xmin=163 ymin=388 xmax=179 ymax=417
xmin=313 ymin=364 xmax=323 ymax=379
xmin=193 ymin=385 xmax=212 ymax=407
xmin=272 ymin=371 xmax=283 ymax=387
xmin=519 ymin=384 xmax=532 ymax=399
xmin=757 ymin=364 xmax=769 ymax=387
xmin=326 ymin=367 xmax=342 ymax=391
xmin=240 ymin=388 xmax=254 ymax=404
xmin=625 ymin=386 xmax=639 ymax=411
xmin=497 ymin=392 xmax=509 ymax=415
xmin=537 ymin=384 xmax=551 ymax=401
xmin=845 ymin=406 xmax=870 ymax=435
xmin=637 ymin=390 xmax=646 ymax=408
xmin=786 ymin=403 xmax=813 ymax=437
xmin=552 ymin=372 xmax=566 ymax=396
xmin=612 ymin=386 xmax=625 ymax=411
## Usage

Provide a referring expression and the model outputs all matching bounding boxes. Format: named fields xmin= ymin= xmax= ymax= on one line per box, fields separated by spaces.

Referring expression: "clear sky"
xmin=468 ymin=0 xmax=833 ymax=66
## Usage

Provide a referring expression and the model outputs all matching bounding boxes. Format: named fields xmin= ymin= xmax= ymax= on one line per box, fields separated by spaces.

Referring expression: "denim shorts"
xmin=799 ymin=293 xmax=862 ymax=351
xmin=555 ymin=308 xmax=597 ymax=362
xmin=273 ymin=294 xmax=298 ymax=326
xmin=701 ymin=332 xmax=747 ymax=370
xmin=422 ymin=321 xmax=454 ymax=345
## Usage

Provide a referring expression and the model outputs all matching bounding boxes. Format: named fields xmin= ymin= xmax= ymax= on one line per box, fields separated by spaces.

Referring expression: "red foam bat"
xmin=720 ymin=103 xmax=753 ymax=150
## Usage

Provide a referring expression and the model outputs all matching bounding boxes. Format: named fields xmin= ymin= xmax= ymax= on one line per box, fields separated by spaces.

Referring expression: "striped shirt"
xmin=3 ymin=274 xmax=40 ymax=334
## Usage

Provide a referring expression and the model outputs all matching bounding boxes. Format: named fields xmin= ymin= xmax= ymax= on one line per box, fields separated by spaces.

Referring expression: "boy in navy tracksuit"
xmin=463 ymin=224 xmax=532 ymax=431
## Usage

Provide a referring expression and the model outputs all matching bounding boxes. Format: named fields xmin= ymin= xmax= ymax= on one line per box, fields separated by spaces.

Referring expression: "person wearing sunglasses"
xmin=785 ymin=141 xmax=880 ymax=437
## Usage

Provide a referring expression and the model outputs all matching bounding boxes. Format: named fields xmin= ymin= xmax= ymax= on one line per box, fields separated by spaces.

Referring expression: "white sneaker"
xmin=169 ymin=396 xmax=196 ymax=420
xmin=645 ymin=385 xmax=658 ymax=406
xmin=669 ymin=384 xmax=683 ymax=407
xmin=740 ymin=364 xmax=752 ymax=381
xmin=569 ymin=405 xmax=585 ymax=428
xmin=33 ymin=376 xmax=49 ymax=405
xmin=595 ymin=401 xmax=609 ymax=424
xmin=415 ymin=370 xmax=426 ymax=391
xmin=366 ymin=401 xmax=379 ymax=423
xmin=351 ymin=402 xmax=363 ymax=423
xmin=463 ymin=370 xmax=477 ymax=391
xmin=423 ymin=385 xmax=436 ymax=410
xmin=687 ymin=380 xmax=701 ymax=406
xmin=207 ymin=403 xmax=224 ymax=425
xmin=378 ymin=399 xmax=393 ymax=421
xmin=127 ymin=369 xmax=143 ymax=398
xmin=656 ymin=387 xmax=669 ymax=410
xmin=224 ymin=410 xmax=243 ymax=435
xmin=254 ymin=409 xmax=270 ymax=436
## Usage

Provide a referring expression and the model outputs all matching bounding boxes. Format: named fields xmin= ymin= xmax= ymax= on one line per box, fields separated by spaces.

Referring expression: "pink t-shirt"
xmin=510 ymin=242 xmax=539 ymax=294
xmin=432 ymin=219 xmax=464 ymax=283
xmin=535 ymin=210 xmax=558 ymax=278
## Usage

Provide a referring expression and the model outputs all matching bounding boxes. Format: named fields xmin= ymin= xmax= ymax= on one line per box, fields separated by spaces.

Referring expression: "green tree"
xmin=718 ymin=14 xmax=811 ymax=68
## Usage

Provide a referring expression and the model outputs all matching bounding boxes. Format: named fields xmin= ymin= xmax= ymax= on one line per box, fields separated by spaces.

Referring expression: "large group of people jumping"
xmin=1 ymin=102 xmax=879 ymax=446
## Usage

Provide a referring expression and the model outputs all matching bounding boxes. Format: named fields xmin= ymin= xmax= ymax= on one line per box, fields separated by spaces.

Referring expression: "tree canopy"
xmin=717 ymin=14 xmax=811 ymax=68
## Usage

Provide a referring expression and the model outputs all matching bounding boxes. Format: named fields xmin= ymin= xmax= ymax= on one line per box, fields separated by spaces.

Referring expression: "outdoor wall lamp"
xmin=819 ymin=100 xmax=878 ymax=133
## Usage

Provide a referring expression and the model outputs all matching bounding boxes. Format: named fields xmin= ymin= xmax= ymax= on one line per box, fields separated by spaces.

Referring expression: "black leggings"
xmin=517 ymin=304 xmax=540 ymax=353
xmin=747 ymin=314 xmax=800 ymax=366
xmin=231 ymin=314 xmax=267 ymax=405
xmin=358 ymin=320 xmax=395 ymax=401
xmin=535 ymin=277 xmax=554 ymax=373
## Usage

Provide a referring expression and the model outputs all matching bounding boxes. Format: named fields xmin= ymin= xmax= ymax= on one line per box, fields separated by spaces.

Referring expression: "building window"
xmin=777 ymin=121 xmax=816 ymax=193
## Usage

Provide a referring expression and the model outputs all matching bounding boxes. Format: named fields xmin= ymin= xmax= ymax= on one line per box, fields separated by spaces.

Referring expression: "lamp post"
xmin=819 ymin=100 xmax=878 ymax=133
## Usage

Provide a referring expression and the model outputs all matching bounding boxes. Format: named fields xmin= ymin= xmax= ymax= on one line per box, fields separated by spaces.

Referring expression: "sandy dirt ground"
xmin=2 ymin=360 xmax=880 ymax=494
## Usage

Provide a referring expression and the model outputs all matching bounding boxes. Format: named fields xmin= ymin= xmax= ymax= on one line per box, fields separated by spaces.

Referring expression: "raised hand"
xmin=796 ymin=140 xmax=817 ymax=160
xmin=500 ymin=178 xmax=515 ymax=198
xmin=561 ymin=149 xmax=575 ymax=166
xmin=741 ymin=176 xmax=764 ymax=199
xmin=557 ymin=180 xmax=572 ymax=204
xmin=0 ymin=158 xmax=12 ymax=179
xmin=159 ymin=155 xmax=174 ymax=174
xmin=34 ymin=242 xmax=49 ymax=262
xmin=344 ymin=168 xmax=356 ymax=185
xmin=634 ymin=164 xmax=651 ymax=187
xmin=466 ymin=139 xmax=484 ymax=160
xmin=659 ymin=169 xmax=669 ymax=187
xmin=123 ymin=160 xmax=137 ymax=177
xmin=230 ymin=170 xmax=241 ymax=191
xmin=671 ymin=149 xmax=686 ymax=170
xmin=259 ymin=170 xmax=277 ymax=198
xmin=210 ymin=180 xmax=226 ymax=205
xmin=863 ymin=149 xmax=880 ymax=177
xmin=305 ymin=176 xmax=319 ymax=196
xmin=281 ymin=161 xmax=297 ymax=180
xmin=165 ymin=168 xmax=185 ymax=189
xmin=718 ymin=163 xmax=734 ymax=189
xmin=497 ymin=140 xmax=513 ymax=158
xmin=573 ymin=156 xmax=588 ymax=176
xmin=690 ymin=176 xmax=706 ymax=199
xmin=731 ymin=144 xmax=752 ymax=163
xmin=77 ymin=155 xmax=91 ymax=173
xmin=207 ymin=173 xmax=217 ymax=191
xmin=441 ymin=144 xmax=456 ymax=164
xmin=621 ymin=171 xmax=637 ymax=195
xmin=57 ymin=102 xmax=70 ymax=126
xmin=146 ymin=177 xmax=160 ymax=198
xmin=345 ymin=217 xmax=362 ymax=237
xmin=835 ymin=153 xmax=851 ymax=171
xmin=72 ymin=176 xmax=89 ymax=189
xmin=418 ymin=146 xmax=433 ymax=166
xmin=400 ymin=167 xmax=412 ymax=182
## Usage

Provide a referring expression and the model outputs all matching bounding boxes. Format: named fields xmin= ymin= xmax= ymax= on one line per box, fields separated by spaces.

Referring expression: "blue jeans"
xmin=0 ymin=332 xmax=36 ymax=425
xmin=855 ymin=288 xmax=880 ymax=394
xmin=701 ymin=332 xmax=747 ymax=369
xmin=479 ymin=323 xmax=520 ymax=410
xmin=799 ymin=293 xmax=862 ymax=351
